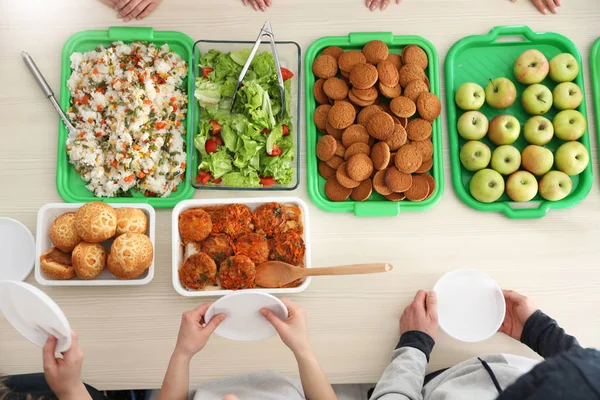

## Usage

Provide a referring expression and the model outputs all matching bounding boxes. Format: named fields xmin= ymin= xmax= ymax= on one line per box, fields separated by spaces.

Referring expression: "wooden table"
xmin=1 ymin=0 xmax=599 ymax=390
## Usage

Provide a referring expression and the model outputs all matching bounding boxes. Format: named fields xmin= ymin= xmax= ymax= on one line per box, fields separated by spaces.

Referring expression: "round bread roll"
xmin=115 ymin=208 xmax=148 ymax=236
xmin=72 ymin=242 xmax=107 ymax=280
xmin=75 ymin=202 xmax=117 ymax=243
xmin=49 ymin=212 xmax=81 ymax=252
xmin=40 ymin=248 xmax=75 ymax=280
xmin=107 ymin=232 xmax=153 ymax=279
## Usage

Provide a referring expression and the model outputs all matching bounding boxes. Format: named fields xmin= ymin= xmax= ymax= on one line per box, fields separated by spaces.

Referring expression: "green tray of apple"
xmin=445 ymin=26 xmax=592 ymax=219
xmin=591 ymin=38 xmax=600 ymax=162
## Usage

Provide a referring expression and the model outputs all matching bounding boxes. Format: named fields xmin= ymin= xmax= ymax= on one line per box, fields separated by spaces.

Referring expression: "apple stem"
xmin=489 ymin=78 xmax=497 ymax=92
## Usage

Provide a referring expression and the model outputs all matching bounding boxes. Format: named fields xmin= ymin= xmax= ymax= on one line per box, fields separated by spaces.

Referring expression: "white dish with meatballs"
xmin=35 ymin=202 xmax=155 ymax=286
xmin=172 ymin=197 xmax=311 ymax=297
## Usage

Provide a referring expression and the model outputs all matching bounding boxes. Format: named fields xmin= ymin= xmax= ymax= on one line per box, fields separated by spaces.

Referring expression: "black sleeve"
xmin=395 ymin=330 xmax=435 ymax=361
xmin=520 ymin=310 xmax=581 ymax=358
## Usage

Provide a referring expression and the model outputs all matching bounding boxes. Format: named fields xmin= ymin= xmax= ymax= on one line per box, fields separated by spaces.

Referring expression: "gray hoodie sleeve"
xmin=370 ymin=331 xmax=435 ymax=400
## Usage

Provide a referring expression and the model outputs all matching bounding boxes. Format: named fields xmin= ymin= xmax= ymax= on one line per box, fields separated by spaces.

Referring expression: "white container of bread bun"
xmin=35 ymin=202 xmax=155 ymax=286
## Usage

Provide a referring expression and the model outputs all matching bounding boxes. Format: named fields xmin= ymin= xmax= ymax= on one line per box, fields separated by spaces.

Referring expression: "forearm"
xmin=370 ymin=331 xmax=433 ymax=400
xmin=521 ymin=310 xmax=580 ymax=358
xmin=60 ymin=383 xmax=93 ymax=400
xmin=294 ymin=348 xmax=337 ymax=400
xmin=158 ymin=351 xmax=191 ymax=400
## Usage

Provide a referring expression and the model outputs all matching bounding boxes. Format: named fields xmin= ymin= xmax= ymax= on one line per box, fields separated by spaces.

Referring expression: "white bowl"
xmin=0 ymin=218 xmax=36 ymax=281
xmin=172 ymin=197 xmax=311 ymax=297
xmin=434 ymin=269 xmax=505 ymax=343
xmin=35 ymin=203 xmax=155 ymax=286
xmin=205 ymin=291 xmax=288 ymax=341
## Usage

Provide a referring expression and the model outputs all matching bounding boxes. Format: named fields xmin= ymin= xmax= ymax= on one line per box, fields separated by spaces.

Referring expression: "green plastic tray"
xmin=445 ymin=26 xmax=593 ymax=219
xmin=305 ymin=32 xmax=444 ymax=217
xmin=58 ymin=27 xmax=195 ymax=208
xmin=591 ymin=38 xmax=600 ymax=166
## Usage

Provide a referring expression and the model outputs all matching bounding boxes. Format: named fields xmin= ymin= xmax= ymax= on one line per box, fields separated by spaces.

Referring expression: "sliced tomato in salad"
xmin=196 ymin=170 xmax=212 ymax=185
xmin=262 ymin=128 xmax=270 ymax=135
xmin=260 ymin=176 xmax=277 ymax=186
xmin=202 ymin=67 xmax=213 ymax=79
xmin=209 ymin=120 xmax=222 ymax=136
xmin=205 ymin=139 xmax=218 ymax=154
xmin=280 ymin=67 xmax=294 ymax=81
xmin=282 ymin=124 xmax=290 ymax=136
xmin=269 ymin=144 xmax=282 ymax=157
xmin=212 ymin=177 xmax=222 ymax=184
xmin=214 ymin=136 xmax=224 ymax=146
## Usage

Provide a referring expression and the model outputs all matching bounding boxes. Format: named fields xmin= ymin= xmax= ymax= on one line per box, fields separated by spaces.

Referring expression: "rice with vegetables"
xmin=66 ymin=41 xmax=188 ymax=197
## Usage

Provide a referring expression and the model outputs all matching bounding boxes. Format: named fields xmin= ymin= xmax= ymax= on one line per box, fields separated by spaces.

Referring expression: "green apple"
xmin=555 ymin=141 xmax=589 ymax=176
xmin=521 ymin=145 xmax=554 ymax=176
xmin=485 ymin=78 xmax=517 ymax=109
xmin=457 ymin=111 xmax=489 ymax=140
xmin=455 ymin=82 xmax=486 ymax=111
xmin=470 ymin=168 xmax=505 ymax=203
xmin=488 ymin=114 xmax=521 ymax=145
xmin=491 ymin=145 xmax=521 ymax=175
xmin=553 ymin=110 xmax=587 ymax=141
xmin=460 ymin=141 xmax=491 ymax=172
xmin=524 ymin=116 xmax=554 ymax=145
xmin=506 ymin=171 xmax=539 ymax=202
xmin=539 ymin=171 xmax=573 ymax=201
xmin=521 ymin=84 xmax=553 ymax=115
xmin=553 ymin=82 xmax=583 ymax=110
xmin=549 ymin=53 xmax=580 ymax=83
xmin=513 ymin=49 xmax=549 ymax=84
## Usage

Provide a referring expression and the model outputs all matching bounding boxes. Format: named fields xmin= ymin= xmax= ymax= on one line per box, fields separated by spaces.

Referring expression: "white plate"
xmin=205 ymin=291 xmax=288 ymax=341
xmin=0 ymin=281 xmax=71 ymax=352
xmin=172 ymin=197 xmax=311 ymax=297
xmin=434 ymin=269 xmax=505 ymax=343
xmin=35 ymin=203 xmax=155 ymax=286
xmin=0 ymin=218 xmax=36 ymax=281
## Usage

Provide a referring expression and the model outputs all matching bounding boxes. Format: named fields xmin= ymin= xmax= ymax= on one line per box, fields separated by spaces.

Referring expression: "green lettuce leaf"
xmin=199 ymin=148 xmax=233 ymax=179
xmin=194 ymin=80 xmax=221 ymax=111
xmin=230 ymin=49 xmax=252 ymax=66
xmin=221 ymin=171 xmax=261 ymax=187
xmin=220 ymin=125 xmax=237 ymax=152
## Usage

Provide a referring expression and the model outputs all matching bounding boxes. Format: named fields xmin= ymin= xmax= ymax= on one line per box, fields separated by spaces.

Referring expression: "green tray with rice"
xmin=58 ymin=27 xmax=195 ymax=208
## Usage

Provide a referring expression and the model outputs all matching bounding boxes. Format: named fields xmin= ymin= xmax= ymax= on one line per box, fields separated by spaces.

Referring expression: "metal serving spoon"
xmin=22 ymin=51 xmax=77 ymax=134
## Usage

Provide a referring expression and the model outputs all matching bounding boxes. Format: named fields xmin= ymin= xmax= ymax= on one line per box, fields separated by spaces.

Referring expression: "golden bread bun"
xmin=115 ymin=208 xmax=148 ymax=236
xmin=107 ymin=232 xmax=153 ymax=279
xmin=40 ymin=247 xmax=75 ymax=280
xmin=72 ymin=242 xmax=106 ymax=280
xmin=49 ymin=212 xmax=81 ymax=252
xmin=75 ymin=202 xmax=117 ymax=243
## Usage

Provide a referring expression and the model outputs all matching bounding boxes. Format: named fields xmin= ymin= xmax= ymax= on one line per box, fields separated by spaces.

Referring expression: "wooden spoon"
xmin=255 ymin=261 xmax=393 ymax=288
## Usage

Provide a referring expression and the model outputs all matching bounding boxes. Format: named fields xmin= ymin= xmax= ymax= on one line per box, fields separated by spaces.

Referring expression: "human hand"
xmin=511 ymin=0 xmax=560 ymax=14
xmin=365 ymin=0 xmax=402 ymax=11
xmin=242 ymin=0 xmax=273 ymax=12
xmin=400 ymin=290 xmax=439 ymax=340
xmin=261 ymin=298 xmax=310 ymax=356
xmin=113 ymin=0 xmax=162 ymax=21
xmin=43 ymin=332 xmax=89 ymax=400
xmin=174 ymin=303 xmax=226 ymax=361
xmin=499 ymin=290 xmax=539 ymax=341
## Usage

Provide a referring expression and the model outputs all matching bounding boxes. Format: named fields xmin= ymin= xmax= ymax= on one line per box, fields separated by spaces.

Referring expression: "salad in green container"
xmin=192 ymin=46 xmax=299 ymax=189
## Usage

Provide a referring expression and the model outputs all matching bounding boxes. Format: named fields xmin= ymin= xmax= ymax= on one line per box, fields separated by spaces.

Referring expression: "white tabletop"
xmin=1 ymin=0 xmax=599 ymax=390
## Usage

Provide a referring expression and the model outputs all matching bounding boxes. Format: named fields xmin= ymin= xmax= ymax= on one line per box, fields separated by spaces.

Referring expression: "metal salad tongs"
xmin=22 ymin=51 xmax=77 ymax=134
xmin=230 ymin=21 xmax=286 ymax=119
